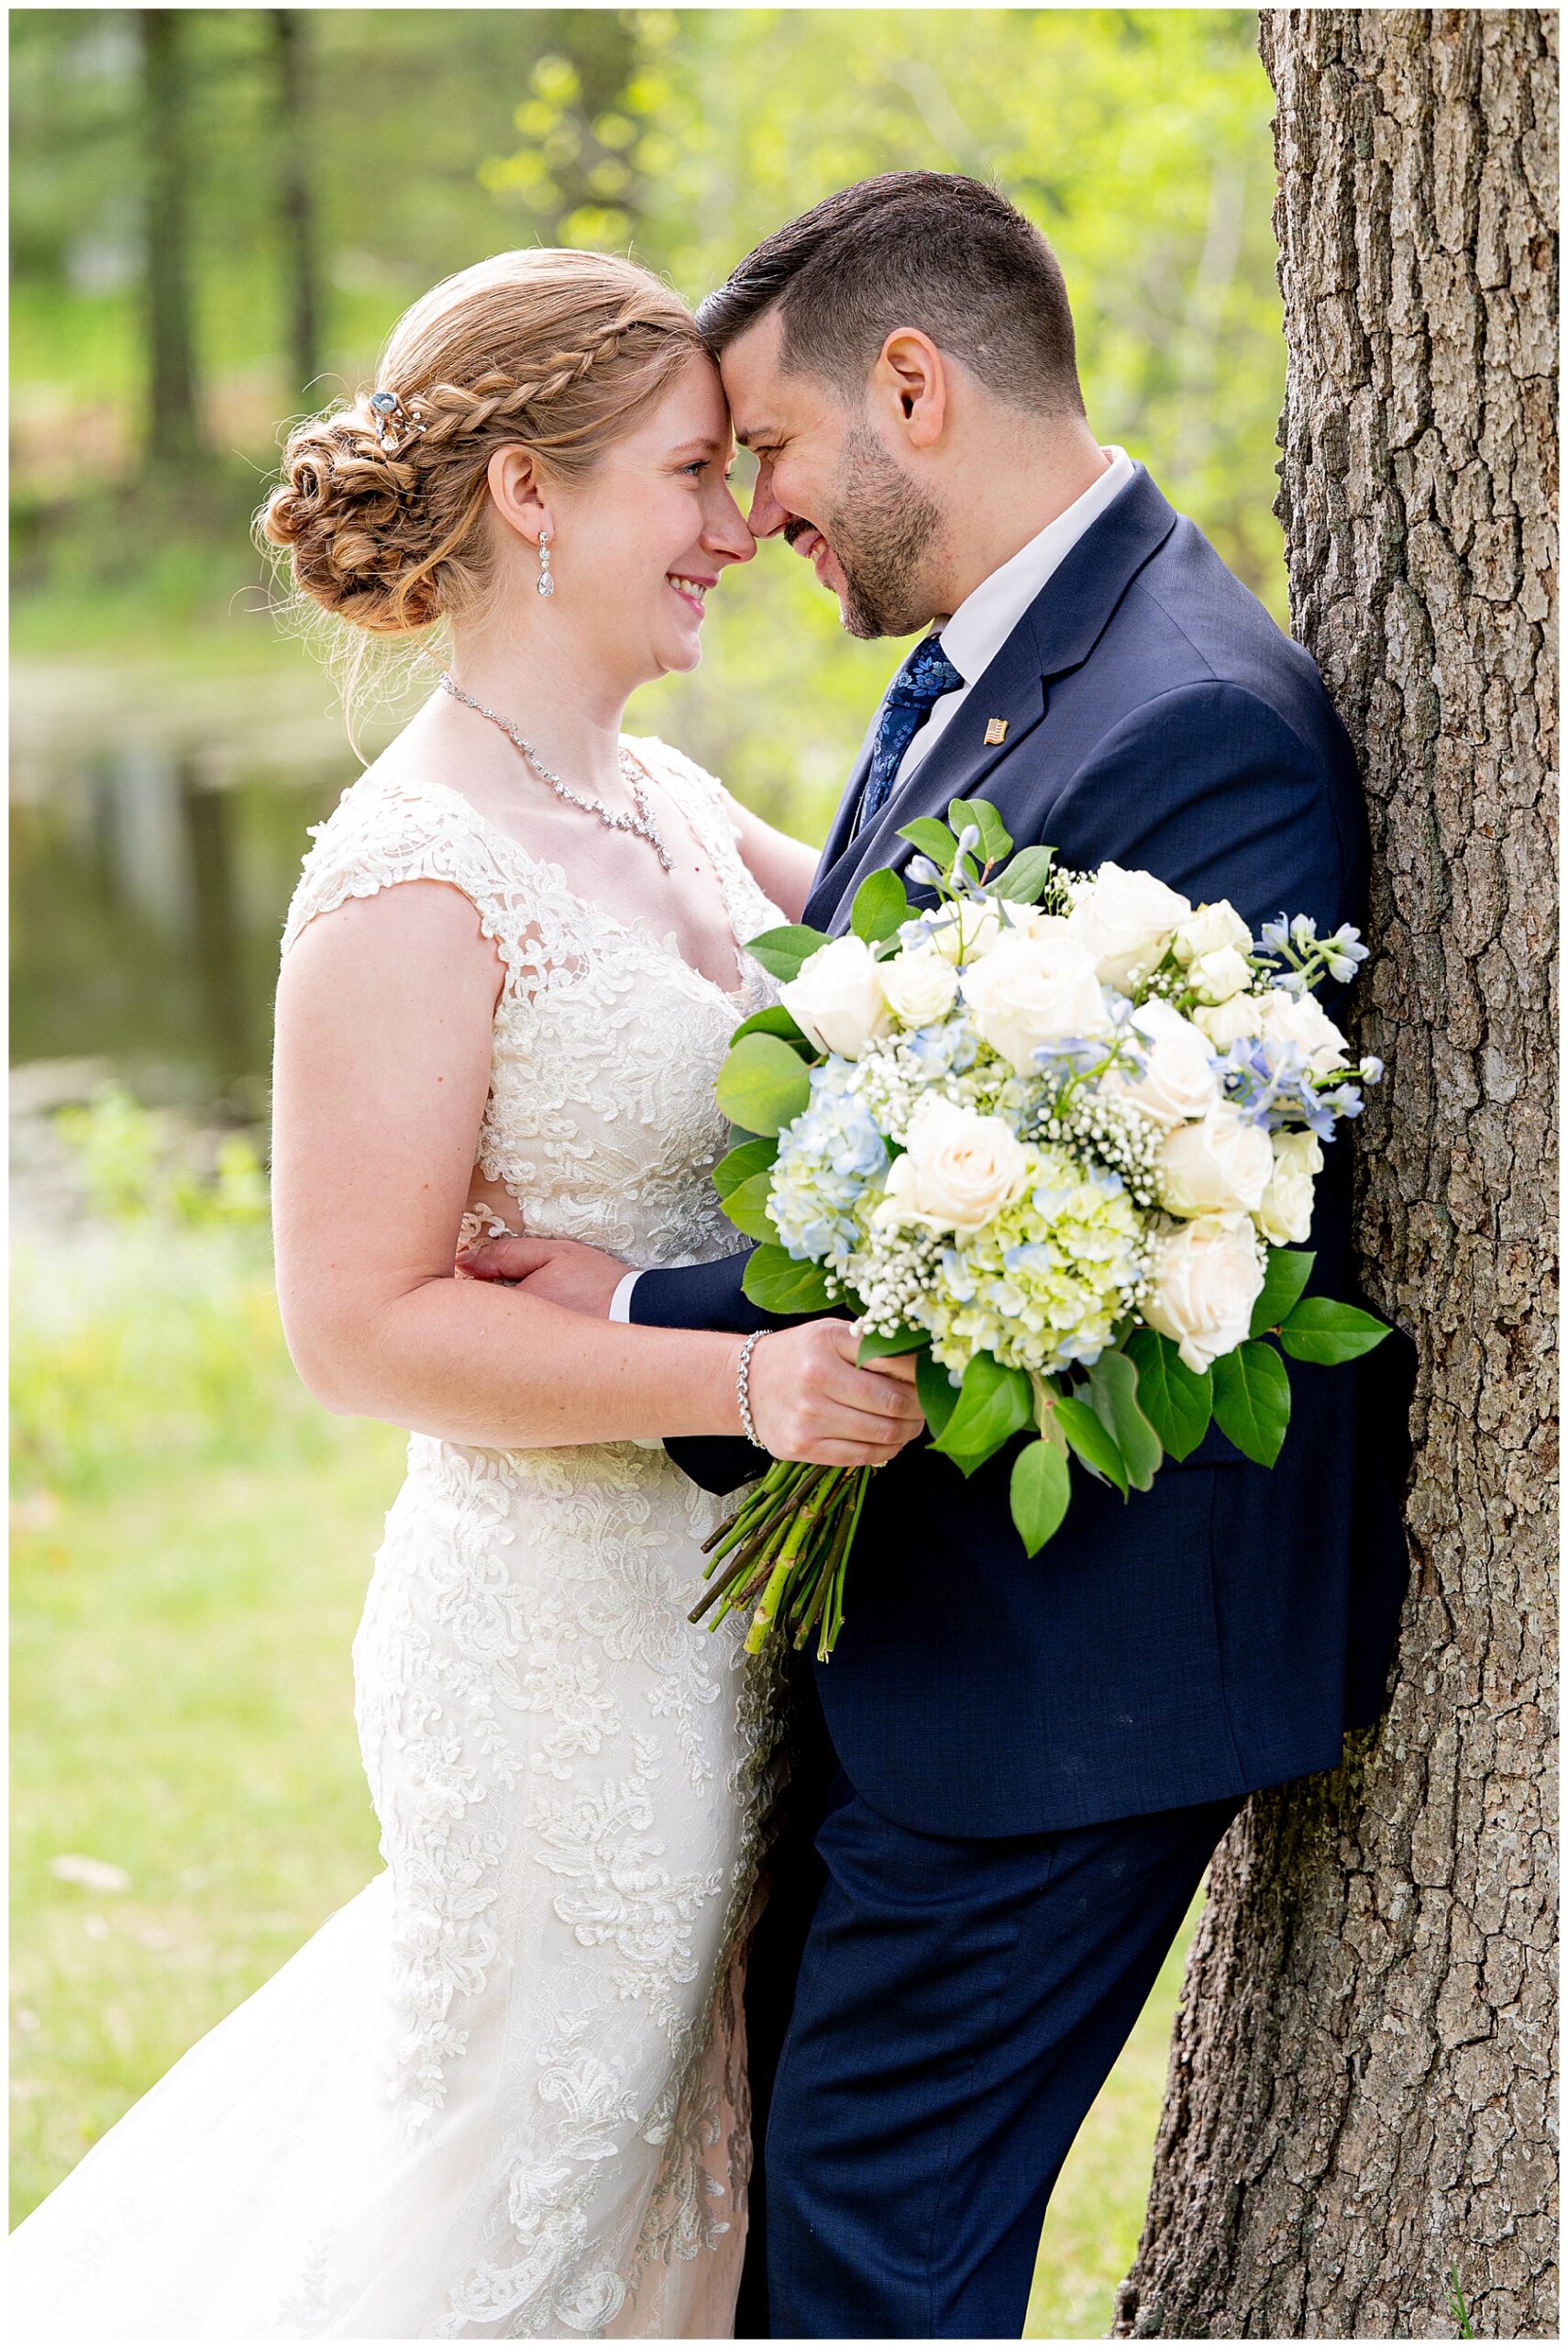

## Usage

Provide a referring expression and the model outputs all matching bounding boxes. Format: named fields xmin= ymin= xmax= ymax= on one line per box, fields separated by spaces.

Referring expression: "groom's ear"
xmin=872 ymin=330 xmax=948 ymax=450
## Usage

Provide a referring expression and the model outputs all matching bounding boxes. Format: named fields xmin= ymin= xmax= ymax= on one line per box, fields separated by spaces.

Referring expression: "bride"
xmin=8 ymin=248 xmax=923 ymax=2339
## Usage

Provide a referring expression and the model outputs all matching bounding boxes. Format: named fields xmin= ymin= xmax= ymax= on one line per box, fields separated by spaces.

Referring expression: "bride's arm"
xmin=271 ymin=878 xmax=919 ymax=1459
xmin=723 ymin=799 xmax=820 ymax=923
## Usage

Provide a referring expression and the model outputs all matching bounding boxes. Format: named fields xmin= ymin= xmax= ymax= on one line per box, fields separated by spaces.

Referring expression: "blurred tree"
xmin=1116 ymin=11 xmax=1557 ymax=2335
xmin=271 ymin=9 xmax=322 ymax=406
xmin=139 ymin=9 xmax=205 ymax=466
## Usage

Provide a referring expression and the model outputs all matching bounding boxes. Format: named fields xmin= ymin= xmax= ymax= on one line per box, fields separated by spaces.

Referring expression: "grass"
xmin=11 ymin=1195 xmax=1198 ymax=2327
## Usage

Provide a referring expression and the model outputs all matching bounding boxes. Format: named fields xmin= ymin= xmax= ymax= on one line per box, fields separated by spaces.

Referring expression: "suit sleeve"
xmin=629 ymin=1249 xmax=821 ymax=1496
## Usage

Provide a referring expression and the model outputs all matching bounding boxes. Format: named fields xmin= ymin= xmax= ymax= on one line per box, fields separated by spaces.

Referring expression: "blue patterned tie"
xmin=855 ymin=634 xmax=965 ymax=833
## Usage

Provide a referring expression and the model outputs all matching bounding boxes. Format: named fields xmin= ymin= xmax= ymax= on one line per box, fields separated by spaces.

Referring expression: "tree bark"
xmin=271 ymin=9 xmax=322 ymax=406
xmin=1115 ymin=11 xmax=1557 ymax=2338
xmin=140 ymin=9 xmax=204 ymax=467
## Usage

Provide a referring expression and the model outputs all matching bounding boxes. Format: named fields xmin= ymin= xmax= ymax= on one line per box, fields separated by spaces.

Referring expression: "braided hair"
xmin=259 ymin=250 xmax=704 ymax=637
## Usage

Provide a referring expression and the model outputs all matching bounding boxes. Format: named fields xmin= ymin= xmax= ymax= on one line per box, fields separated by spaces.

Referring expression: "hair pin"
xmin=369 ymin=389 xmax=425 ymax=454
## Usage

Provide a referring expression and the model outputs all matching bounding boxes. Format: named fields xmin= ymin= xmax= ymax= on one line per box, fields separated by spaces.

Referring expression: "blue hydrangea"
xmin=767 ymin=1059 xmax=888 ymax=1268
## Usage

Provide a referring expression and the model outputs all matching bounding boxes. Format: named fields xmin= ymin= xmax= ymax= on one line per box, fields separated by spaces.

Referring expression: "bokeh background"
xmin=13 ymin=11 xmax=1286 ymax=2328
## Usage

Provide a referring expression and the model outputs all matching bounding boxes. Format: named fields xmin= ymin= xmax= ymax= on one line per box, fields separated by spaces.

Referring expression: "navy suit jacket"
xmin=634 ymin=465 xmax=1414 ymax=1837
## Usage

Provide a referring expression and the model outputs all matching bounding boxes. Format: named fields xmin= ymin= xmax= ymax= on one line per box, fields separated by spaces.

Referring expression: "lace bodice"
xmin=282 ymin=736 xmax=782 ymax=1269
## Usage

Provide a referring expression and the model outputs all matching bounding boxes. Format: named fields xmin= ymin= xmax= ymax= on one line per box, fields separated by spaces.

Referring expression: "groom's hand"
xmin=459 ymin=1233 xmax=625 ymax=1315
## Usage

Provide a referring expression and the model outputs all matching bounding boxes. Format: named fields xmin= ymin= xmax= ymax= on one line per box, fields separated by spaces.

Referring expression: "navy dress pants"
xmin=765 ymin=1776 xmax=1244 ymax=2340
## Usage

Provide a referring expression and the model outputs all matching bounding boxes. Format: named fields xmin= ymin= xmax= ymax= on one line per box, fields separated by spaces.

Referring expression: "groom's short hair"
xmin=697 ymin=172 xmax=1085 ymax=417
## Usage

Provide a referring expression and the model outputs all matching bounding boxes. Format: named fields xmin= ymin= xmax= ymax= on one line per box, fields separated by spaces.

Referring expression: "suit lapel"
xmin=804 ymin=466 xmax=1180 ymax=935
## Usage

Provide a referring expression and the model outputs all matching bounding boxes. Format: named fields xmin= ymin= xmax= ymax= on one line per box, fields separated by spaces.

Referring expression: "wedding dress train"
xmin=9 ymin=743 xmax=785 ymax=2338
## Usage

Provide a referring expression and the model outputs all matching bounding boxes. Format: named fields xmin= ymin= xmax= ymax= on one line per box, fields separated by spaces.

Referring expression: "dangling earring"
xmin=536 ymin=531 xmax=555 ymax=599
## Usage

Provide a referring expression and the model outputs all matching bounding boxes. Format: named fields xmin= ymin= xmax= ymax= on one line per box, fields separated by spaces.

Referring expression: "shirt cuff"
xmin=609 ymin=1269 xmax=640 ymax=1324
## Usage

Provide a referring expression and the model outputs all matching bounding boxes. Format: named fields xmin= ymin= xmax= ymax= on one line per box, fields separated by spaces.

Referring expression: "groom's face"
xmin=720 ymin=309 xmax=943 ymax=640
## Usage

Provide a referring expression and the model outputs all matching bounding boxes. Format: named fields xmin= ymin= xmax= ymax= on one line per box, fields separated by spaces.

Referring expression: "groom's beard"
xmin=812 ymin=424 xmax=944 ymax=640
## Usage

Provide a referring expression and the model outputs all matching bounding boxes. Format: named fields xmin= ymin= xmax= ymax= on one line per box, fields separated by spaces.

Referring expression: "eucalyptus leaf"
xmin=719 ymin=1169 xmax=778 ymax=1243
xmin=989 ymin=844 xmax=1059 ymax=903
xmin=1250 ymin=1247 xmax=1316 ymax=1335
xmin=712 ymin=1135 xmax=778 ymax=1202
xmin=1211 ymin=1340 xmax=1292 ymax=1467
xmin=856 ymin=1324 xmax=925 ymax=1363
xmin=1085 ymin=1350 xmax=1163 ymax=1490
xmin=930 ymin=1352 xmax=1032 ymax=1476
xmin=1054 ymin=1393 xmax=1130 ymax=1497
xmin=727 ymin=1002 xmax=813 ymax=1054
xmin=851 ymin=868 xmax=912 ymax=946
xmin=714 ymin=1033 xmax=812 ymax=1138
xmin=1010 ymin=1438 xmax=1072 ymax=1556
xmin=1278 ymin=1297 xmax=1392 ymax=1365
xmin=1123 ymin=1329 xmax=1212 ymax=1462
xmin=898 ymin=816 xmax=959 ymax=869
xmin=916 ymin=1349 xmax=960 ymax=1438
xmin=743 ymin=923 xmax=832 ymax=981
xmin=741 ymin=1245 xmax=836 ymax=1316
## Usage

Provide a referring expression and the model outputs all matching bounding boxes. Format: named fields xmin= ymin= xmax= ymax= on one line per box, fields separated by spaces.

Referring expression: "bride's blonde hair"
xmin=258 ymin=249 xmax=704 ymax=672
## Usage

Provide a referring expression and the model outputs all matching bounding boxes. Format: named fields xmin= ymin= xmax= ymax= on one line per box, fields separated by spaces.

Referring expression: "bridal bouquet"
xmin=691 ymin=800 xmax=1391 ymax=1659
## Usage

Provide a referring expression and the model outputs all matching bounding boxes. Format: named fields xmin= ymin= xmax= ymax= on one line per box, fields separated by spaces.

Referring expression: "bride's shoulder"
xmin=282 ymin=756 xmax=525 ymax=963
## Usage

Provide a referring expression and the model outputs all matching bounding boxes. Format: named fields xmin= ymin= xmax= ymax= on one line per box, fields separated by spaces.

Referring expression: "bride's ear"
xmin=486 ymin=445 xmax=553 ymax=551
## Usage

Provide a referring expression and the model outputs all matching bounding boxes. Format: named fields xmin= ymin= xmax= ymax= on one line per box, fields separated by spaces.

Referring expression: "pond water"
xmin=11 ymin=659 xmax=392 ymax=1108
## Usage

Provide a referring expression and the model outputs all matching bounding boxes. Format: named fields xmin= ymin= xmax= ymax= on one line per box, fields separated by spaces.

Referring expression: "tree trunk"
xmin=140 ymin=9 xmax=204 ymax=467
xmin=271 ymin=9 xmax=321 ymax=405
xmin=1115 ymin=11 xmax=1557 ymax=2338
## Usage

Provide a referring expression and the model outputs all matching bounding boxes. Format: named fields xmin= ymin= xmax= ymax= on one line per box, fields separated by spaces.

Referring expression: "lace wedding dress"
xmin=9 ymin=741 xmax=786 ymax=2339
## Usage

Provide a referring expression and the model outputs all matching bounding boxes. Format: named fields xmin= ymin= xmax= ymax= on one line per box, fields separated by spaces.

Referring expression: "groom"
xmin=475 ymin=173 xmax=1414 ymax=2337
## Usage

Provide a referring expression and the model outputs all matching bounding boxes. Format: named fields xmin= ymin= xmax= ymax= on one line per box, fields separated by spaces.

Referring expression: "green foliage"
xmin=740 ymin=1241 xmax=837 ymax=1315
xmin=1210 ymin=1337 xmax=1292 ymax=1467
xmin=1277 ymin=1296 xmax=1392 ymax=1365
xmin=1122 ymin=1328 xmax=1212 ymax=1461
xmin=929 ymin=1351 xmax=1033 ymax=1476
xmin=1053 ymin=1391 xmax=1131 ymax=1496
xmin=1010 ymin=1436 xmax=1073 ymax=1555
xmin=1084 ymin=1351 xmax=1162 ymax=1491
xmin=714 ymin=1029 xmax=813 ymax=1135
xmin=1250 ymin=1246 xmax=1316 ymax=1335
xmin=53 ymin=1086 xmax=269 ymax=1231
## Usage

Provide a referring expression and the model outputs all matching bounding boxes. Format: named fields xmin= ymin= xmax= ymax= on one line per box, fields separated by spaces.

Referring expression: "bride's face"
xmin=547 ymin=353 xmax=756 ymax=688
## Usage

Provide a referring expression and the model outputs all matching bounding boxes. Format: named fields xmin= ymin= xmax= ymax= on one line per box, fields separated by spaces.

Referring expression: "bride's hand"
xmin=745 ymin=1323 xmax=924 ymax=1468
xmin=460 ymin=1233 xmax=627 ymax=1314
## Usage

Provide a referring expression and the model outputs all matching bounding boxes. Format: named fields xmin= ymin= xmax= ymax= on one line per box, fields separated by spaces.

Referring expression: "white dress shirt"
xmin=609 ymin=446 xmax=1137 ymax=1325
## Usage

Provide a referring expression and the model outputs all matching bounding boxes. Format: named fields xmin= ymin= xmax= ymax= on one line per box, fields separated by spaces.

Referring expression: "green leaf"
xmin=712 ymin=1135 xmax=778 ymax=1202
xmin=1124 ymin=1329 xmax=1212 ymax=1462
xmin=930 ymin=1352 xmax=1033 ymax=1476
xmin=1085 ymin=1350 xmax=1163 ymax=1491
xmin=856 ymin=1324 xmax=924 ymax=1364
xmin=727 ymin=1002 xmax=812 ymax=1054
xmin=1211 ymin=1340 xmax=1292 ymax=1467
xmin=1278 ymin=1297 xmax=1393 ymax=1365
xmin=719 ymin=1169 xmax=778 ymax=1243
xmin=743 ymin=923 xmax=833 ymax=981
xmin=741 ymin=1245 xmax=836 ymax=1316
xmin=948 ymin=797 xmax=1012 ymax=865
xmin=1054 ymin=1393 xmax=1130 ymax=1497
xmin=897 ymin=816 xmax=959 ymax=869
xmin=989 ymin=844 xmax=1059 ymax=903
xmin=1250 ymin=1247 xmax=1316 ymax=1335
xmin=714 ymin=1033 xmax=812 ymax=1138
xmin=916 ymin=1349 xmax=960 ymax=1438
xmin=1010 ymin=1438 xmax=1073 ymax=1556
xmin=851 ymin=869 xmax=911 ymax=946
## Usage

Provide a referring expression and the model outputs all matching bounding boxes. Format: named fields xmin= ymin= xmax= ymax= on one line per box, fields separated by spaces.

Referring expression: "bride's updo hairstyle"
xmin=259 ymin=249 xmax=704 ymax=639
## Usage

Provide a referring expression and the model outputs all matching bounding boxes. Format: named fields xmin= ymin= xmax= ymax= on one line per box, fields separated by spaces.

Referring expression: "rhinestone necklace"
xmin=436 ymin=670 xmax=672 ymax=872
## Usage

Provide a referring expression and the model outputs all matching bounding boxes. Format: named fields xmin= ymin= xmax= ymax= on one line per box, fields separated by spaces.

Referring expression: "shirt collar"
xmin=938 ymin=447 xmax=1137 ymax=685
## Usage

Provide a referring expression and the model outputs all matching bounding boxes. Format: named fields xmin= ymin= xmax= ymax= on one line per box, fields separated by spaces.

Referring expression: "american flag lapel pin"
xmin=984 ymin=717 xmax=1008 ymax=746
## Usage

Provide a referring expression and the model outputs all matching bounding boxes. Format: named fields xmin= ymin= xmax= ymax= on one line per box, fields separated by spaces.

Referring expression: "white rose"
xmin=1254 ymin=1128 xmax=1324 ymax=1246
xmin=924 ymin=897 xmax=1010 ymax=965
xmin=960 ymin=929 xmax=1111 ymax=1075
xmin=1102 ymin=997 xmax=1222 ymax=1128
xmin=1143 ymin=1211 xmax=1266 ymax=1373
xmin=1187 ymin=944 xmax=1254 ymax=1004
xmin=778 ymin=934 xmax=892 ymax=1059
xmin=878 ymin=942 xmax=960 ymax=1026
xmin=878 ymin=1096 xmax=1032 ymax=1234
xmin=1192 ymin=992 xmax=1266 ymax=1049
xmin=1066 ymin=862 xmax=1192 ymax=989
xmin=1255 ymin=988 xmax=1351 ymax=1078
xmin=1159 ymin=1105 xmax=1275 ymax=1217
xmin=1172 ymin=900 xmax=1253 ymax=966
